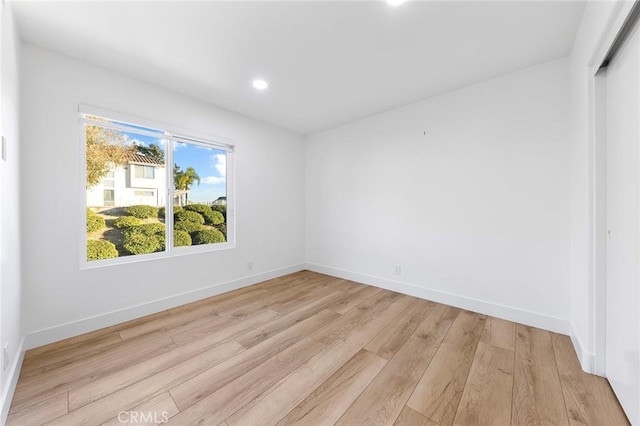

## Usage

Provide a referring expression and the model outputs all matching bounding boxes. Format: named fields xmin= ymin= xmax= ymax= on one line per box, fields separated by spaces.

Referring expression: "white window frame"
xmin=79 ymin=104 xmax=236 ymax=269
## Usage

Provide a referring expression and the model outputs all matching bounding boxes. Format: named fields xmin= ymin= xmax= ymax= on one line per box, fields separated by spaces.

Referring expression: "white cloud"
xmin=121 ymin=134 xmax=168 ymax=148
xmin=173 ymin=141 xmax=187 ymax=149
xmin=212 ymin=153 xmax=226 ymax=177
xmin=201 ymin=153 xmax=226 ymax=185
xmin=201 ymin=176 xmax=226 ymax=185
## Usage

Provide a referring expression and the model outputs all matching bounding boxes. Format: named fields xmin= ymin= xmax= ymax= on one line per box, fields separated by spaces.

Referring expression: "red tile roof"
xmin=125 ymin=151 xmax=164 ymax=166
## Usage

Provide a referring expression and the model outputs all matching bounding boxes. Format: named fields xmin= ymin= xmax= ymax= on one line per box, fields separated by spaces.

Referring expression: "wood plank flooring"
xmin=7 ymin=271 xmax=629 ymax=426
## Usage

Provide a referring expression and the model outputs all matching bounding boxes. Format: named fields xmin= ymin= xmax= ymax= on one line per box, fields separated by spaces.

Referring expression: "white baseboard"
xmin=24 ymin=263 xmax=305 ymax=350
xmin=1 ymin=337 xmax=25 ymax=426
xmin=570 ymin=324 xmax=597 ymax=375
xmin=306 ymin=263 xmax=571 ymax=335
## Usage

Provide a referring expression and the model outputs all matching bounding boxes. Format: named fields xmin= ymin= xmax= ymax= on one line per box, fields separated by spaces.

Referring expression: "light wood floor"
xmin=7 ymin=271 xmax=629 ymax=426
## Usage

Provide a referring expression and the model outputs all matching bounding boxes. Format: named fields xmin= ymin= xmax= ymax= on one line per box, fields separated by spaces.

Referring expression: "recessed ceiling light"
xmin=386 ymin=0 xmax=406 ymax=5
xmin=252 ymin=79 xmax=268 ymax=90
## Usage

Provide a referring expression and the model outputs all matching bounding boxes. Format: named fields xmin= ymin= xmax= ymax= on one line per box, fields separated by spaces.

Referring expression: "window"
xmin=102 ymin=170 xmax=115 ymax=188
xmin=134 ymin=165 xmax=155 ymax=179
xmin=103 ymin=189 xmax=115 ymax=207
xmin=82 ymin=106 xmax=234 ymax=266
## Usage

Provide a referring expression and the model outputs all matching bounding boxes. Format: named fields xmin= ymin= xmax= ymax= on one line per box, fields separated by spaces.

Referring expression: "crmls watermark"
xmin=117 ymin=410 xmax=169 ymax=424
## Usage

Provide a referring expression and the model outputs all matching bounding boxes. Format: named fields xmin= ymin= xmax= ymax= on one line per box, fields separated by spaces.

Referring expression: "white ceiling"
xmin=11 ymin=1 xmax=585 ymax=135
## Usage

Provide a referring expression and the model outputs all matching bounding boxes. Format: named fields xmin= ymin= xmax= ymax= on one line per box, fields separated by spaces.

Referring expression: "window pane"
xmin=173 ymin=142 xmax=227 ymax=247
xmin=134 ymin=165 xmax=155 ymax=179
xmin=103 ymin=189 xmax=115 ymax=206
xmin=85 ymin=123 xmax=167 ymax=261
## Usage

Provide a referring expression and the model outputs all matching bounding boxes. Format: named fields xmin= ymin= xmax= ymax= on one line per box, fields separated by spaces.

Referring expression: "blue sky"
xmin=173 ymin=143 xmax=226 ymax=203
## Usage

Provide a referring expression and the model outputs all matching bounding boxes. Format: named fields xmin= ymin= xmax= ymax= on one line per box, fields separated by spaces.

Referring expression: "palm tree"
xmin=174 ymin=166 xmax=200 ymax=205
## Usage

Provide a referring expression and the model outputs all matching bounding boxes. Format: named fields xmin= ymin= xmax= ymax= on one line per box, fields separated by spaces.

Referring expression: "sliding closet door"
xmin=605 ymin=17 xmax=640 ymax=426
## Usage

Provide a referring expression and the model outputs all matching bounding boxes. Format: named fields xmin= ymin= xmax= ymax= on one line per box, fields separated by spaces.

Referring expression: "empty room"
xmin=0 ymin=0 xmax=639 ymax=425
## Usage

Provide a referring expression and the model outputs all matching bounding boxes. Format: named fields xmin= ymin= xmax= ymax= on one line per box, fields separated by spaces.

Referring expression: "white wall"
xmin=0 ymin=3 xmax=23 ymax=423
xmin=20 ymin=44 xmax=306 ymax=346
xmin=306 ymin=58 xmax=571 ymax=333
xmin=568 ymin=1 xmax=634 ymax=374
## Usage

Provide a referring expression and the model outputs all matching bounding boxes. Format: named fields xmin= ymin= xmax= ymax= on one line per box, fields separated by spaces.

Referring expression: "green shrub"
xmin=191 ymin=228 xmax=226 ymax=245
xmin=122 ymin=232 xmax=160 ymax=255
xmin=174 ymin=230 xmax=192 ymax=247
xmin=124 ymin=205 xmax=159 ymax=219
xmin=87 ymin=208 xmax=96 ymax=216
xmin=139 ymin=222 xmax=165 ymax=234
xmin=175 ymin=210 xmax=204 ymax=225
xmin=158 ymin=206 xmax=183 ymax=218
xmin=113 ymin=216 xmax=142 ymax=229
xmin=184 ymin=204 xmax=212 ymax=215
xmin=174 ymin=220 xmax=202 ymax=234
xmin=216 ymin=223 xmax=227 ymax=238
xmin=202 ymin=210 xmax=225 ymax=226
xmin=87 ymin=239 xmax=118 ymax=260
xmin=210 ymin=204 xmax=226 ymax=219
xmin=123 ymin=223 xmax=165 ymax=255
xmin=87 ymin=214 xmax=106 ymax=232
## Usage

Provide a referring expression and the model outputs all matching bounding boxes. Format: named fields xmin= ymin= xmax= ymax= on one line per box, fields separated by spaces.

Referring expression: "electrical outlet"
xmin=3 ymin=343 xmax=9 ymax=371
xmin=247 ymin=260 xmax=254 ymax=271
xmin=394 ymin=265 xmax=402 ymax=276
